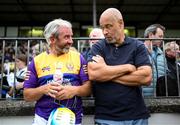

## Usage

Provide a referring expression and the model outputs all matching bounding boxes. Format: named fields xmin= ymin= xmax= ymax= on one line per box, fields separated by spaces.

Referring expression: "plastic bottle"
xmin=53 ymin=62 xmax=63 ymax=105
xmin=53 ymin=62 xmax=63 ymax=84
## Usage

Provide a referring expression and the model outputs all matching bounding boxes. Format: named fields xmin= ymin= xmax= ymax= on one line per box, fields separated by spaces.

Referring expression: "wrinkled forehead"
xmin=59 ymin=26 xmax=72 ymax=32
xmin=58 ymin=26 xmax=73 ymax=35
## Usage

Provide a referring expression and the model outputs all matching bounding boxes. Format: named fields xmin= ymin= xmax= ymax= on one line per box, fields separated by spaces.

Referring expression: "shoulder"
xmin=31 ymin=52 xmax=48 ymax=69
xmin=68 ymin=50 xmax=84 ymax=63
xmin=94 ymin=39 xmax=106 ymax=46
xmin=124 ymin=37 xmax=146 ymax=52
xmin=125 ymin=37 xmax=144 ymax=46
xmin=69 ymin=50 xmax=81 ymax=57
xmin=91 ymin=39 xmax=107 ymax=51
xmin=34 ymin=51 xmax=47 ymax=61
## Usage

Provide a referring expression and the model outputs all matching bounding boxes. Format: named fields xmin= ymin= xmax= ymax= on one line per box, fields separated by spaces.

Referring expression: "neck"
xmin=49 ymin=48 xmax=63 ymax=56
xmin=19 ymin=65 xmax=26 ymax=70
xmin=115 ymin=34 xmax=125 ymax=47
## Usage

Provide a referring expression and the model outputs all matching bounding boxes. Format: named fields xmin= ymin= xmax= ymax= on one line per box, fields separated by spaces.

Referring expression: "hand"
xmin=44 ymin=82 xmax=62 ymax=98
xmin=92 ymin=55 xmax=105 ymax=64
xmin=88 ymin=55 xmax=108 ymax=80
xmin=55 ymin=85 xmax=77 ymax=100
xmin=126 ymin=64 xmax=136 ymax=73
xmin=24 ymin=71 xmax=31 ymax=80
xmin=91 ymin=55 xmax=107 ymax=70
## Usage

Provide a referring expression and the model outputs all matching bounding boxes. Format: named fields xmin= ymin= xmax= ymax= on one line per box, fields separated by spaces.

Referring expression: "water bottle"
xmin=53 ymin=62 xmax=63 ymax=84
xmin=53 ymin=62 xmax=63 ymax=105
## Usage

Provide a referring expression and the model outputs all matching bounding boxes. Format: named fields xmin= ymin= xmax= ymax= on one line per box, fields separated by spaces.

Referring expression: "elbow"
xmin=23 ymin=89 xmax=33 ymax=102
xmin=76 ymin=82 xmax=92 ymax=97
xmin=83 ymin=89 xmax=92 ymax=97
xmin=142 ymin=74 xmax=152 ymax=86
xmin=88 ymin=71 xmax=97 ymax=81
xmin=87 ymin=64 xmax=97 ymax=81
xmin=23 ymin=94 xmax=31 ymax=102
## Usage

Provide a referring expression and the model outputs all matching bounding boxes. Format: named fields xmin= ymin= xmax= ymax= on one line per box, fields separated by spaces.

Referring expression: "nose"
xmin=103 ymin=28 xmax=108 ymax=36
xmin=67 ymin=38 xmax=73 ymax=44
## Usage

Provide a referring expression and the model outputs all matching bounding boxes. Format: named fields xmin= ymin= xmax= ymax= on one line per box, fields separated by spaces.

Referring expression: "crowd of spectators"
xmin=0 ymin=33 xmax=180 ymax=99
xmin=0 ymin=40 xmax=47 ymax=98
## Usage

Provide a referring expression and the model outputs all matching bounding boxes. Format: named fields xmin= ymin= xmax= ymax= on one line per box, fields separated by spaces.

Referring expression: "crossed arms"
xmin=88 ymin=55 xmax=152 ymax=86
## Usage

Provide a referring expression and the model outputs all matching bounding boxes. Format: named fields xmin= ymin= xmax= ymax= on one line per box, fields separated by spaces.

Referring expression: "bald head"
xmin=100 ymin=8 xmax=123 ymax=22
xmin=99 ymin=8 xmax=125 ymax=45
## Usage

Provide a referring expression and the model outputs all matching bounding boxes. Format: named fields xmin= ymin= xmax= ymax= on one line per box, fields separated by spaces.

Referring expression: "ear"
xmin=148 ymin=32 xmax=154 ymax=38
xmin=118 ymin=19 xmax=123 ymax=26
xmin=50 ymin=36 xmax=55 ymax=44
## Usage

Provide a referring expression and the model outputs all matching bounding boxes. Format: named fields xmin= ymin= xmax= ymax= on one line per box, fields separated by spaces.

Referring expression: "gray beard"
xmin=55 ymin=46 xmax=69 ymax=55
xmin=106 ymin=38 xmax=116 ymax=44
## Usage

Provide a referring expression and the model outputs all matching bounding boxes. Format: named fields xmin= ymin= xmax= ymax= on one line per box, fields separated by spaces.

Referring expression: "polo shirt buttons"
xmin=114 ymin=47 xmax=118 ymax=53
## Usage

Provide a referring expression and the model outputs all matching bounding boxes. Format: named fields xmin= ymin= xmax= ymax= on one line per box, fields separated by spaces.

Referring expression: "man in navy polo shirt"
xmin=88 ymin=8 xmax=152 ymax=125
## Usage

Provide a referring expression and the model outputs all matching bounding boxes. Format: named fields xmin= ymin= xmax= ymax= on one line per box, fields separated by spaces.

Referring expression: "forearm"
xmin=113 ymin=66 xmax=152 ymax=86
xmin=55 ymin=81 xmax=92 ymax=100
xmin=23 ymin=86 xmax=45 ymax=101
xmin=88 ymin=62 xmax=135 ymax=82
xmin=74 ymin=81 xmax=92 ymax=97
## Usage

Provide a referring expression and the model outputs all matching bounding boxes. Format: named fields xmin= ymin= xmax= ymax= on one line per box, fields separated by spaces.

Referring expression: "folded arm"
xmin=88 ymin=55 xmax=136 ymax=82
xmin=113 ymin=65 xmax=152 ymax=86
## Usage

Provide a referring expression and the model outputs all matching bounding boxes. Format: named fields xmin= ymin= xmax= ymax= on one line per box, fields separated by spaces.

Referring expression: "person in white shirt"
xmin=8 ymin=54 xmax=27 ymax=98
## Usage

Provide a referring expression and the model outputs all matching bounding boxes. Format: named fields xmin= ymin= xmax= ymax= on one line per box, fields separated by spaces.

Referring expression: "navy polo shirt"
xmin=88 ymin=37 xmax=151 ymax=121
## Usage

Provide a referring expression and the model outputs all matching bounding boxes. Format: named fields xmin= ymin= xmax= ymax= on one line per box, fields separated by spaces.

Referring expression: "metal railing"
xmin=0 ymin=37 xmax=180 ymax=99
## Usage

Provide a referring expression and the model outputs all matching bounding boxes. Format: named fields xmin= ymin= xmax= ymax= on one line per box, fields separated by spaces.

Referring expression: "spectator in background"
xmin=156 ymin=41 xmax=180 ymax=96
xmin=31 ymin=42 xmax=48 ymax=58
xmin=143 ymin=24 xmax=167 ymax=96
xmin=89 ymin=28 xmax=104 ymax=47
xmin=8 ymin=54 xmax=27 ymax=98
xmin=81 ymin=28 xmax=104 ymax=60
xmin=88 ymin=8 xmax=152 ymax=125
xmin=0 ymin=62 xmax=10 ymax=98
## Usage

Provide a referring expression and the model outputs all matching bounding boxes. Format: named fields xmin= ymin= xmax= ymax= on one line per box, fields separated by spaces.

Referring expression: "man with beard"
xmin=23 ymin=18 xmax=91 ymax=125
xmin=88 ymin=8 xmax=152 ymax=125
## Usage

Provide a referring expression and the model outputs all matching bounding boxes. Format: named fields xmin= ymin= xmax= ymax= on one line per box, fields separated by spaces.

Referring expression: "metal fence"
xmin=0 ymin=37 xmax=180 ymax=99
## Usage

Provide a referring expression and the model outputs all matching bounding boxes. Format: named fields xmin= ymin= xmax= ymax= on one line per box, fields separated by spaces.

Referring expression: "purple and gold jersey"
xmin=24 ymin=50 xmax=89 ymax=124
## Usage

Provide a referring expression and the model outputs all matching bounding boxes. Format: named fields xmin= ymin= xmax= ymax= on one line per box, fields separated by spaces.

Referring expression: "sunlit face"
xmin=52 ymin=27 xmax=73 ymax=55
xmin=100 ymin=16 xmax=123 ymax=44
xmin=151 ymin=28 xmax=164 ymax=47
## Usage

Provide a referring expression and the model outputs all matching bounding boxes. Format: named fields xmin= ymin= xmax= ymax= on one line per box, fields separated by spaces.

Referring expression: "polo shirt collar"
xmin=105 ymin=36 xmax=129 ymax=47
